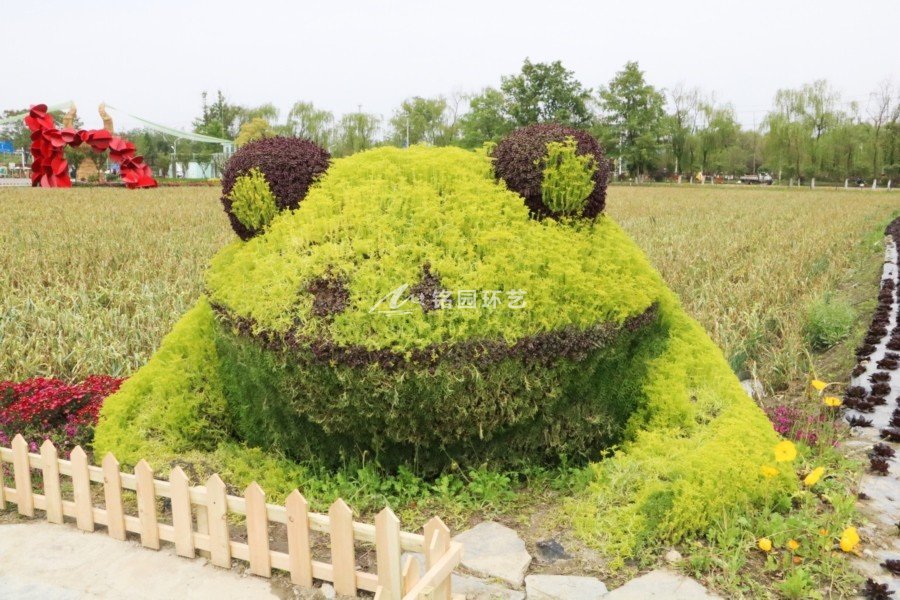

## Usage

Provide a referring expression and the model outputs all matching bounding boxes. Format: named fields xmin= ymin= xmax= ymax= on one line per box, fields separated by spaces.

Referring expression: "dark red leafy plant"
xmin=0 ymin=376 xmax=123 ymax=455
xmin=861 ymin=578 xmax=894 ymax=600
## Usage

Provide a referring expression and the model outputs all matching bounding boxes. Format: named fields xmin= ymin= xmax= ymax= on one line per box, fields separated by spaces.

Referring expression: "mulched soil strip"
xmin=842 ymin=217 xmax=900 ymax=592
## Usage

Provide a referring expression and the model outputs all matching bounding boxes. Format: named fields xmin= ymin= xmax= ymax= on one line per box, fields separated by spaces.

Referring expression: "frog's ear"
xmin=221 ymin=137 xmax=330 ymax=239
xmin=492 ymin=124 xmax=609 ymax=221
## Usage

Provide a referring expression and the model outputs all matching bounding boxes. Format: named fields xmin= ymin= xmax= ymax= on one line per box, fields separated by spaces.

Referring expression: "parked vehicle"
xmin=738 ymin=173 xmax=773 ymax=185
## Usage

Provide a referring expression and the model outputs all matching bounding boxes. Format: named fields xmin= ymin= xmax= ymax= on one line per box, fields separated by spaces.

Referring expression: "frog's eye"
xmin=492 ymin=124 xmax=609 ymax=220
xmin=221 ymin=137 xmax=330 ymax=239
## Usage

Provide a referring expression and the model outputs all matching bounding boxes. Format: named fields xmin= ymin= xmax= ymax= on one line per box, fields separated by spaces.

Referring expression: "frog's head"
xmin=210 ymin=126 xmax=657 ymax=357
xmin=203 ymin=127 xmax=665 ymax=469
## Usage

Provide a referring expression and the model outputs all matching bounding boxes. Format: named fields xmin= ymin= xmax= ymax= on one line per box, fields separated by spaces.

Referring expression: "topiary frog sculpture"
xmin=95 ymin=126 xmax=789 ymax=554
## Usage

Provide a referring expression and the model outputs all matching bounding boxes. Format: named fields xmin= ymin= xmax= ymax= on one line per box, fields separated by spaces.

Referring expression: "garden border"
xmin=0 ymin=434 xmax=462 ymax=600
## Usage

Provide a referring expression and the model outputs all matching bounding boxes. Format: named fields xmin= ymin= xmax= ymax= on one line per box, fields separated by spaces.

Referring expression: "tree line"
xmin=3 ymin=60 xmax=898 ymax=182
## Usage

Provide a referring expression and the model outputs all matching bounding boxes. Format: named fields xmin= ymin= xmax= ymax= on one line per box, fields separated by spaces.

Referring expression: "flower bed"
xmin=0 ymin=376 xmax=122 ymax=454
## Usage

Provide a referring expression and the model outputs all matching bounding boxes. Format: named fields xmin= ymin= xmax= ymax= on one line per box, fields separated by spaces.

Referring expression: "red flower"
xmin=108 ymin=137 xmax=136 ymax=163
xmin=23 ymin=102 xmax=157 ymax=189
xmin=83 ymin=129 xmax=113 ymax=152
xmin=60 ymin=128 xmax=82 ymax=146
xmin=24 ymin=104 xmax=54 ymax=132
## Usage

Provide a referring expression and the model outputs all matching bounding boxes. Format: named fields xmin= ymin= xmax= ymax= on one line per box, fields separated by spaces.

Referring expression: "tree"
xmin=598 ymin=61 xmax=666 ymax=177
xmin=697 ymin=100 xmax=740 ymax=173
xmin=286 ymin=101 xmax=334 ymax=147
xmin=801 ymin=80 xmax=840 ymax=176
xmin=883 ymin=97 xmax=900 ymax=178
xmin=868 ymin=81 xmax=895 ymax=179
xmin=501 ymin=59 xmax=593 ymax=128
xmin=193 ymin=91 xmax=244 ymax=139
xmin=235 ymin=118 xmax=276 ymax=147
xmin=457 ymin=88 xmax=513 ymax=149
xmin=243 ymin=103 xmax=280 ymax=125
xmin=667 ymin=84 xmax=702 ymax=174
xmin=388 ymin=96 xmax=460 ymax=147
xmin=764 ymin=89 xmax=810 ymax=180
xmin=333 ymin=112 xmax=381 ymax=157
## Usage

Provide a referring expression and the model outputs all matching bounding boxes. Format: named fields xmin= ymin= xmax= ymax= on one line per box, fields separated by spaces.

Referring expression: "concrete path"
xmin=0 ymin=522 xmax=281 ymax=599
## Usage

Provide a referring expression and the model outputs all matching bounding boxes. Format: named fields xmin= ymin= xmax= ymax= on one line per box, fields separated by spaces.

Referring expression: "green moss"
xmin=227 ymin=168 xmax=278 ymax=234
xmin=540 ymin=137 xmax=596 ymax=215
xmin=206 ymin=146 xmax=661 ymax=351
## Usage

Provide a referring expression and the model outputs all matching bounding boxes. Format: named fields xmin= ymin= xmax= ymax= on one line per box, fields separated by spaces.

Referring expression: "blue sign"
xmin=0 ymin=141 xmax=14 ymax=154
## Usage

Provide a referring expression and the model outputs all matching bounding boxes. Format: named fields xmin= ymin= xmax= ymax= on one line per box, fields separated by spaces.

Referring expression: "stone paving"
xmin=0 ymin=522 xmax=281 ymax=599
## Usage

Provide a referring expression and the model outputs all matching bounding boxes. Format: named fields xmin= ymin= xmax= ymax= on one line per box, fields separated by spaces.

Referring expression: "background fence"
xmin=0 ymin=434 xmax=461 ymax=600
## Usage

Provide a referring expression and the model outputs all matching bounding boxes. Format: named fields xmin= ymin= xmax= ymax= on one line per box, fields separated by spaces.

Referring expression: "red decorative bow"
xmin=24 ymin=103 xmax=157 ymax=189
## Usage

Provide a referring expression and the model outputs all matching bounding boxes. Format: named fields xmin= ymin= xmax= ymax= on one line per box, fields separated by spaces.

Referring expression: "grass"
xmin=1 ymin=184 xmax=897 ymax=598
xmin=3 ymin=185 xmax=896 ymax=389
xmin=607 ymin=186 xmax=899 ymax=388
xmin=0 ymin=187 xmax=232 ymax=381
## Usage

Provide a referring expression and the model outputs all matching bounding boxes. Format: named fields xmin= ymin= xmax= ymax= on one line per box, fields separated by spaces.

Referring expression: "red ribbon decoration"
xmin=24 ymin=103 xmax=158 ymax=189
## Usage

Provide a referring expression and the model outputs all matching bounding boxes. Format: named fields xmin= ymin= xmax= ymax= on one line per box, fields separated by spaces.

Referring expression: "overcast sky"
xmin=3 ymin=0 xmax=898 ymax=132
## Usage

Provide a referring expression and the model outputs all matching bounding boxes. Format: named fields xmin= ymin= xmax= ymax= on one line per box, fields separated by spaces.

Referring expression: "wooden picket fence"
xmin=0 ymin=435 xmax=462 ymax=599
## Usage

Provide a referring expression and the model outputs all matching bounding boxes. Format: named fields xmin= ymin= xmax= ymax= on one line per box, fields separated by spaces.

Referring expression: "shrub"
xmin=492 ymin=123 xmax=609 ymax=219
xmin=221 ymin=136 xmax=330 ymax=240
xmin=541 ymin=137 xmax=597 ymax=215
xmin=0 ymin=375 xmax=122 ymax=453
xmin=227 ymin=168 xmax=278 ymax=235
xmin=201 ymin=146 xmax=666 ymax=470
xmin=804 ymin=294 xmax=855 ymax=350
xmin=97 ymin=144 xmax=785 ymax=549
xmin=207 ymin=146 xmax=659 ymax=352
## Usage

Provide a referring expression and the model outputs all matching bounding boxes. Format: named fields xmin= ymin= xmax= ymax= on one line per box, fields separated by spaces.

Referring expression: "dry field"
xmin=1 ymin=184 xmax=897 ymax=390
xmin=609 ymin=185 xmax=899 ymax=387
xmin=0 ymin=187 xmax=231 ymax=380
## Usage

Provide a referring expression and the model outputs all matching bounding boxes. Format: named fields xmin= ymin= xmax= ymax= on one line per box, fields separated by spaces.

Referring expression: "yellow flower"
xmin=760 ymin=465 xmax=779 ymax=479
xmin=811 ymin=379 xmax=827 ymax=392
xmin=818 ymin=528 xmax=829 ymax=536
xmin=787 ymin=539 xmax=800 ymax=551
xmin=839 ymin=527 xmax=860 ymax=553
xmin=774 ymin=440 xmax=797 ymax=463
xmin=804 ymin=467 xmax=825 ymax=487
xmin=758 ymin=538 xmax=773 ymax=552
xmin=823 ymin=396 xmax=842 ymax=407
xmin=792 ymin=556 xmax=804 ymax=565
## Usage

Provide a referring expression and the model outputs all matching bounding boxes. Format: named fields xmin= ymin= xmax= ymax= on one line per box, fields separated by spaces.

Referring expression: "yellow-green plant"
xmin=227 ymin=168 xmax=278 ymax=234
xmin=539 ymin=137 xmax=596 ymax=215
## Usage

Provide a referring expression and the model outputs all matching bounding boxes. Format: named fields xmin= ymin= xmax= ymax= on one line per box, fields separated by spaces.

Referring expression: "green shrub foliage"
xmin=96 ymin=145 xmax=788 ymax=554
xmin=804 ymin=293 xmax=855 ymax=349
xmin=227 ymin=168 xmax=278 ymax=235
xmin=492 ymin=123 xmax=609 ymax=219
xmin=206 ymin=146 xmax=658 ymax=353
xmin=541 ymin=137 xmax=597 ymax=215
xmin=221 ymin=136 xmax=330 ymax=239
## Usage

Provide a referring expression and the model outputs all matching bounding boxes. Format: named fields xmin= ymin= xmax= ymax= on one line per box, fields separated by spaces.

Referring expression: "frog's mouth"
xmin=208 ymin=301 xmax=659 ymax=371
